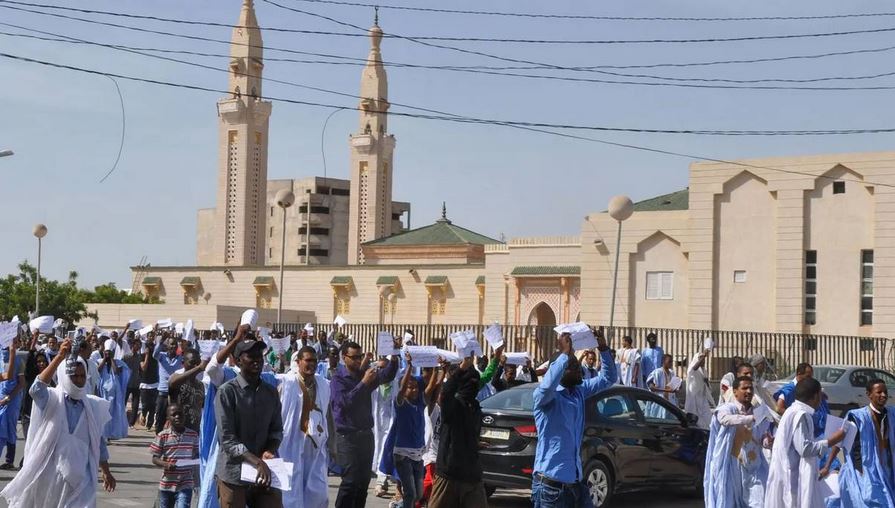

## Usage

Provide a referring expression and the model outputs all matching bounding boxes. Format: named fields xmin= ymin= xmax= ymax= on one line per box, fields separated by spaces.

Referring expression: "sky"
xmin=2 ymin=0 xmax=895 ymax=288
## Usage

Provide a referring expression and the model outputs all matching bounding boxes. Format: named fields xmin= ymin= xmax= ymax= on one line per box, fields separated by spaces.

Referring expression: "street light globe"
xmin=275 ymin=189 xmax=295 ymax=209
xmin=607 ymin=195 xmax=634 ymax=222
xmin=33 ymin=224 xmax=48 ymax=239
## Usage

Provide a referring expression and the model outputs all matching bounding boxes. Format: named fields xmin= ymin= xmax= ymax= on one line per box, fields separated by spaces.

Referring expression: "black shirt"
xmin=436 ymin=369 xmax=484 ymax=482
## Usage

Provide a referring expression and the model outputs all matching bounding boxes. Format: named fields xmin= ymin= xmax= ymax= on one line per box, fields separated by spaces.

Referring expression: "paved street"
xmin=0 ymin=428 xmax=700 ymax=507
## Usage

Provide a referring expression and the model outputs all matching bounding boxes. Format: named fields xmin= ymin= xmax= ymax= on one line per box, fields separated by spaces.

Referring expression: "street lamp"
xmin=33 ymin=224 xmax=48 ymax=314
xmin=0 ymin=150 xmax=13 ymax=158
xmin=274 ymin=189 xmax=295 ymax=327
xmin=607 ymin=195 xmax=633 ymax=343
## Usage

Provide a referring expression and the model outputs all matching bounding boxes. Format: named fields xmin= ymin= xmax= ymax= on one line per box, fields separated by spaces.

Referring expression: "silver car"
xmin=767 ymin=365 xmax=895 ymax=416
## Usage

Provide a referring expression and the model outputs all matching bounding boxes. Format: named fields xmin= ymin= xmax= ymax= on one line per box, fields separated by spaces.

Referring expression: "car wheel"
xmin=584 ymin=460 xmax=613 ymax=508
xmin=484 ymin=485 xmax=496 ymax=498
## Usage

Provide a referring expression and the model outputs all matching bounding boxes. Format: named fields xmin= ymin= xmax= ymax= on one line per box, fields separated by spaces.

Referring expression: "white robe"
xmin=685 ymin=354 xmax=714 ymax=430
xmin=616 ymin=347 xmax=641 ymax=387
xmin=279 ymin=373 xmax=330 ymax=508
xmin=647 ymin=367 xmax=678 ymax=406
xmin=1 ymin=386 xmax=111 ymax=508
xmin=764 ymin=400 xmax=828 ymax=508
xmin=371 ymin=373 xmax=398 ymax=476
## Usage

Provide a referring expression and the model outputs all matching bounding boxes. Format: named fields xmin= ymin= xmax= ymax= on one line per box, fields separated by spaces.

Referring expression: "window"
xmin=646 ymin=271 xmax=674 ymax=300
xmin=297 ymin=247 xmax=329 ymax=257
xmin=833 ymin=181 xmax=846 ymax=194
xmin=480 ymin=388 xmax=535 ymax=412
xmin=331 ymin=188 xmax=350 ymax=196
xmin=805 ymin=250 xmax=817 ymax=325
xmin=298 ymin=227 xmax=330 ymax=235
xmin=595 ymin=394 xmax=638 ymax=422
xmin=634 ymin=395 xmax=682 ymax=425
xmin=733 ymin=270 xmax=747 ymax=283
xmin=862 ymin=250 xmax=873 ymax=325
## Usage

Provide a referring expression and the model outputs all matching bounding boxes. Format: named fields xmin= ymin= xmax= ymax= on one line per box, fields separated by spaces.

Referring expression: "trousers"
xmin=335 ymin=429 xmax=374 ymax=508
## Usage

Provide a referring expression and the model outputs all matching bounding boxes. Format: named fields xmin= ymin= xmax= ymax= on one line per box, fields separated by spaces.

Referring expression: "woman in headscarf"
xmin=1 ymin=338 xmax=117 ymax=507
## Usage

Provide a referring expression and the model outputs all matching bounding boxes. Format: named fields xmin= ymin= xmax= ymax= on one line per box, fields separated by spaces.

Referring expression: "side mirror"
xmin=685 ymin=413 xmax=699 ymax=427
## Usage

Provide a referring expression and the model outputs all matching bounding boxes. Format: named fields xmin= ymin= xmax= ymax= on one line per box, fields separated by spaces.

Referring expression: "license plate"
xmin=482 ymin=428 xmax=510 ymax=440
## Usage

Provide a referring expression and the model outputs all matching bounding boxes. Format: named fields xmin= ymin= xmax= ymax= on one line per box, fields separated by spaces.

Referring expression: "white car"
xmin=767 ymin=365 xmax=895 ymax=416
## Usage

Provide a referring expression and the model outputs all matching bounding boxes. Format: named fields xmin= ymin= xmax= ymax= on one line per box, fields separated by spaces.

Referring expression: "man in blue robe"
xmin=640 ymin=333 xmax=664 ymax=387
xmin=97 ymin=339 xmax=131 ymax=439
xmin=0 ymin=338 xmax=24 ymax=470
xmin=839 ymin=378 xmax=895 ymax=508
xmin=705 ymin=375 xmax=772 ymax=508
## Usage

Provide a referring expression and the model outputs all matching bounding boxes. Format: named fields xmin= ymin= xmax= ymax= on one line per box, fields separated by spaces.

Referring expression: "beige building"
xmin=87 ymin=2 xmax=895 ymax=342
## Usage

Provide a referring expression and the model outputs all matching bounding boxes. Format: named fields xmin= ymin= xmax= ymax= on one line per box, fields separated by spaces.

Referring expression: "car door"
xmin=631 ymin=392 xmax=696 ymax=485
xmin=584 ymin=391 xmax=651 ymax=488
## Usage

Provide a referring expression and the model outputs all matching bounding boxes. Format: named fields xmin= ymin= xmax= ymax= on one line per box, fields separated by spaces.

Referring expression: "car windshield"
xmin=812 ymin=367 xmax=846 ymax=383
xmin=480 ymin=386 xmax=535 ymax=412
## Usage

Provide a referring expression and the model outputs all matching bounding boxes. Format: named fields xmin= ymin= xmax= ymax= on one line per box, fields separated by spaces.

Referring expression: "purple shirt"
xmin=331 ymin=360 xmax=398 ymax=434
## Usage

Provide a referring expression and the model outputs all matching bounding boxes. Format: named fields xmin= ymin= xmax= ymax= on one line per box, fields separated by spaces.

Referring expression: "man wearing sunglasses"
xmin=331 ymin=340 xmax=399 ymax=508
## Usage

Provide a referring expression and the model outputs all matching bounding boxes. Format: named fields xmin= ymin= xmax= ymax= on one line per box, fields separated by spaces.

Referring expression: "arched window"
xmin=234 ymin=86 xmax=241 ymax=99
xmin=364 ymin=123 xmax=372 ymax=134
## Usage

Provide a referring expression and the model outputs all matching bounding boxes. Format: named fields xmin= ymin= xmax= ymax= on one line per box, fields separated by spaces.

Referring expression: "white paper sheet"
xmin=127 ymin=319 xmax=143 ymax=330
xmin=842 ymin=421 xmax=858 ymax=452
xmin=175 ymin=458 xmax=200 ymax=467
xmin=269 ymin=337 xmax=290 ymax=355
xmin=449 ymin=330 xmax=476 ymax=350
xmin=668 ymin=376 xmax=682 ymax=392
xmin=505 ymin=352 xmax=531 ymax=366
xmin=29 ymin=315 xmax=55 ymax=334
xmin=404 ymin=345 xmax=440 ymax=368
xmin=184 ymin=320 xmax=195 ymax=343
xmin=818 ymin=473 xmax=839 ymax=499
xmin=0 ymin=321 xmax=19 ymax=348
xmin=436 ymin=349 xmax=460 ymax=364
xmin=823 ymin=414 xmax=858 ymax=452
xmin=377 ymin=331 xmax=398 ymax=356
xmin=198 ymin=339 xmax=222 ymax=361
xmin=138 ymin=325 xmax=154 ymax=338
xmin=554 ymin=322 xmax=598 ymax=350
xmin=258 ymin=327 xmax=272 ymax=343
xmin=157 ymin=318 xmax=174 ymax=329
xmin=483 ymin=323 xmax=504 ymax=349
xmin=239 ymin=458 xmax=293 ymax=491
xmin=240 ymin=310 xmax=258 ymax=329
xmin=333 ymin=315 xmax=348 ymax=327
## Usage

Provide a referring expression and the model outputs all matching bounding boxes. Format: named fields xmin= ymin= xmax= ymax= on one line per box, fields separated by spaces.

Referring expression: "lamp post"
xmin=33 ymin=224 xmax=47 ymax=314
xmin=274 ymin=189 xmax=295 ymax=327
xmin=607 ymin=195 xmax=633 ymax=343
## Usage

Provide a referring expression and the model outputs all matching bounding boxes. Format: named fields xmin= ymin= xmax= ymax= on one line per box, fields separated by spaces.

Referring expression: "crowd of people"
xmin=0 ymin=316 xmax=891 ymax=508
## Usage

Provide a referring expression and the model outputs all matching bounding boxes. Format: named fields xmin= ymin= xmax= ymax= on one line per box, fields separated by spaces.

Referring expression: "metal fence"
xmin=278 ymin=322 xmax=894 ymax=381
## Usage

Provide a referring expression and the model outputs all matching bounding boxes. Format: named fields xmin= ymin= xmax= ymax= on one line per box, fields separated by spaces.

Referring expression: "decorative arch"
xmin=520 ymin=285 xmax=561 ymax=324
xmin=810 ymin=164 xmax=869 ymax=192
xmin=528 ymin=302 xmax=557 ymax=326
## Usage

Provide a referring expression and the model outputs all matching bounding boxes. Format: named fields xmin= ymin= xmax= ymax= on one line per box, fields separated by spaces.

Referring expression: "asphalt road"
xmin=0 ymin=428 xmax=701 ymax=507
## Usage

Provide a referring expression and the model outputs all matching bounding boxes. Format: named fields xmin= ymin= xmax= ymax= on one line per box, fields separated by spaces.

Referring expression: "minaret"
xmin=347 ymin=10 xmax=396 ymax=264
xmin=210 ymin=0 xmax=272 ymax=265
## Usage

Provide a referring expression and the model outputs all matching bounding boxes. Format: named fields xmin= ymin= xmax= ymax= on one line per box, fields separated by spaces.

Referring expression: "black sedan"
xmin=478 ymin=384 xmax=709 ymax=507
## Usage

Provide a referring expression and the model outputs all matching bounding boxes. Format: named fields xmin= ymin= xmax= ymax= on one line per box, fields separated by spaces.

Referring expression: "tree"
xmin=83 ymin=282 xmax=157 ymax=304
xmin=0 ymin=262 xmax=89 ymax=324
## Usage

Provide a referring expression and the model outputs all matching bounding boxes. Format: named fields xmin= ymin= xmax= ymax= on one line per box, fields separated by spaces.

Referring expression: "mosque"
xmin=85 ymin=0 xmax=895 ymax=341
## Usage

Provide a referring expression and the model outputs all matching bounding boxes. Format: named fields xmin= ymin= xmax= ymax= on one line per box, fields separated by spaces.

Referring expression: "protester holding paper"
xmin=331 ymin=339 xmax=398 ymax=507
xmin=168 ymin=349 xmax=208 ymax=433
xmin=837 ymin=378 xmax=895 ymax=508
xmin=530 ymin=330 xmax=617 ymax=507
xmin=685 ymin=344 xmax=715 ymax=430
xmin=704 ymin=376 xmax=772 ymax=508
xmin=765 ymin=377 xmax=846 ymax=508
xmin=647 ymin=354 xmax=680 ymax=407
xmin=214 ymin=338 xmax=284 ymax=507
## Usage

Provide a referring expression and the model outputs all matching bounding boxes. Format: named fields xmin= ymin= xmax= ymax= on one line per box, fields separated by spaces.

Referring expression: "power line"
xmin=10 ymin=1 xmax=895 ymax=90
xmin=7 ymin=0 xmax=895 ymax=45
xmin=287 ymin=0 xmax=895 ymax=22
xmin=260 ymin=0 xmax=895 ymax=89
xmin=10 ymin=27 xmax=895 ymax=88
xmin=3 ymin=50 xmax=890 ymax=189
xmin=7 ymin=48 xmax=895 ymax=137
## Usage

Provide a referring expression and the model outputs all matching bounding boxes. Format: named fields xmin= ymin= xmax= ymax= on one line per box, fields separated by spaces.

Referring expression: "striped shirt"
xmin=150 ymin=427 xmax=199 ymax=492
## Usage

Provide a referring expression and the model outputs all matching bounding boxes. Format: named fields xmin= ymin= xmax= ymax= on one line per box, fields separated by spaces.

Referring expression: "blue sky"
xmin=2 ymin=0 xmax=894 ymax=288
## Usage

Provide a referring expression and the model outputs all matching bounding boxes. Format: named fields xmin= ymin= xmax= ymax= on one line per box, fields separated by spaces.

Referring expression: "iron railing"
xmin=276 ymin=322 xmax=893 ymax=380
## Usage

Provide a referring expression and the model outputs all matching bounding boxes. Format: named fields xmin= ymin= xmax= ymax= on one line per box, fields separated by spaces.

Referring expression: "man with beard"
xmin=530 ymin=331 xmax=617 ymax=507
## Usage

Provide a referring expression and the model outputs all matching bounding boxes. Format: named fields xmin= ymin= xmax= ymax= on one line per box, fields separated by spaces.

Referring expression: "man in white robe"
xmin=371 ymin=356 xmax=398 ymax=497
xmin=279 ymin=346 xmax=330 ymax=508
xmin=1 ymin=339 xmax=117 ymax=507
xmin=685 ymin=348 xmax=715 ymax=430
xmin=765 ymin=377 xmax=845 ymax=508
xmin=704 ymin=375 xmax=772 ymax=508
xmin=616 ymin=336 xmax=641 ymax=387
xmin=647 ymin=354 xmax=679 ymax=407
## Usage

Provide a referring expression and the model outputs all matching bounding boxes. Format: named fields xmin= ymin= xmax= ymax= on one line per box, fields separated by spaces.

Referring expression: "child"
xmin=390 ymin=353 xmax=428 ymax=508
xmin=150 ymin=403 xmax=199 ymax=508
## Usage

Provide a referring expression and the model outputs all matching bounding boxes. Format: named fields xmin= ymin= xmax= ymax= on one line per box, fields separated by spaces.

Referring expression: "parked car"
xmin=767 ymin=365 xmax=895 ymax=415
xmin=478 ymin=383 xmax=709 ymax=507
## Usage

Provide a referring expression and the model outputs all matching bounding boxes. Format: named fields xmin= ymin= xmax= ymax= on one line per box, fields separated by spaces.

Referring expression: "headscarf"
xmin=103 ymin=339 xmax=117 ymax=353
xmin=59 ymin=356 xmax=88 ymax=400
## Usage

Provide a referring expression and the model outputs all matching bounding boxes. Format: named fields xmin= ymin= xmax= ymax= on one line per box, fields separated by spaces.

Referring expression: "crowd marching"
xmin=0 ymin=311 xmax=890 ymax=508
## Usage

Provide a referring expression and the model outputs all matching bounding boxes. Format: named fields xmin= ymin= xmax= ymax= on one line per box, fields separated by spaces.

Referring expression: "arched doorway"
xmin=528 ymin=302 xmax=557 ymax=326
